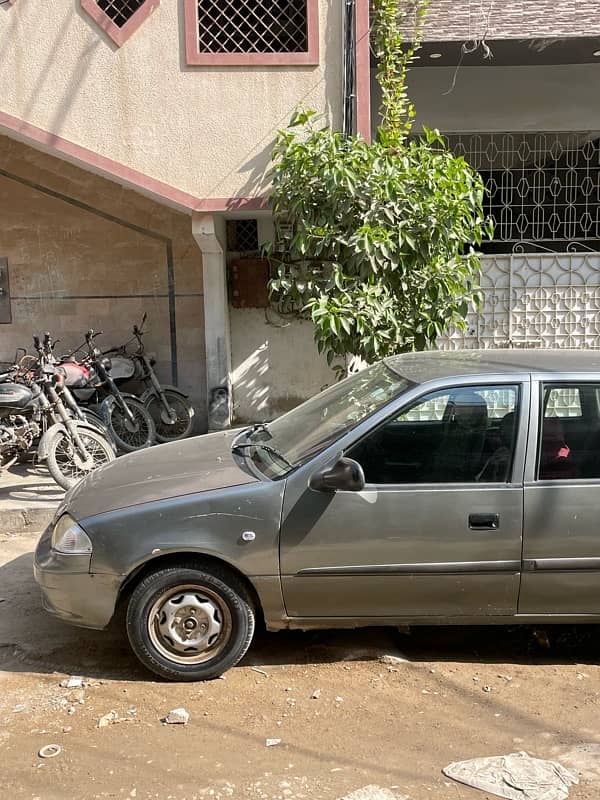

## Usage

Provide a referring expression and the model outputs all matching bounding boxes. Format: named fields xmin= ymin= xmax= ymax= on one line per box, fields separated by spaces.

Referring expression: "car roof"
xmin=384 ymin=349 xmax=600 ymax=383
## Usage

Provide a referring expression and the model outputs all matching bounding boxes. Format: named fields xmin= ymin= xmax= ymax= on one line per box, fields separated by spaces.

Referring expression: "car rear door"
xmin=279 ymin=379 xmax=528 ymax=620
xmin=520 ymin=377 xmax=600 ymax=614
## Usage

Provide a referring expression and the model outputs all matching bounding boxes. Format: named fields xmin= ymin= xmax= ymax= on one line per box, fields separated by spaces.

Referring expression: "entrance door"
xmin=280 ymin=383 xmax=526 ymax=619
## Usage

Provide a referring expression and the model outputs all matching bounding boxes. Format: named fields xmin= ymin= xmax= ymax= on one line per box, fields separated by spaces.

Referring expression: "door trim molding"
xmin=525 ymin=557 xmax=600 ymax=571
xmin=296 ymin=560 xmax=521 ymax=576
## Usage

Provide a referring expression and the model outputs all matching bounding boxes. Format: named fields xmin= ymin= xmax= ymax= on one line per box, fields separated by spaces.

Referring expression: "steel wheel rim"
xmin=53 ymin=431 xmax=112 ymax=480
xmin=111 ymin=404 xmax=150 ymax=447
xmin=149 ymin=395 xmax=190 ymax=439
xmin=147 ymin=584 xmax=232 ymax=666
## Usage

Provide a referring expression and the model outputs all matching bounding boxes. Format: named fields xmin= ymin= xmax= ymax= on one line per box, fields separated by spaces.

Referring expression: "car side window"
xmin=539 ymin=383 xmax=600 ymax=480
xmin=348 ymin=384 xmax=520 ymax=485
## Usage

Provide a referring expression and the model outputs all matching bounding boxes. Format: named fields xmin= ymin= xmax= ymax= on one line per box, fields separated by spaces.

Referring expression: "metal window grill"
xmin=197 ymin=0 xmax=308 ymax=54
xmin=96 ymin=0 xmax=146 ymax=27
xmin=444 ymin=132 xmax=600 ymax=251
xmin=227 ymin=219 xmax=259 ymax=252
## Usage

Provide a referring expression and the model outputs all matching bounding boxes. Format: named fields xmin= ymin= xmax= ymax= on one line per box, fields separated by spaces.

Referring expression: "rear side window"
xmin=539 ymin=383 xmax=600 ymax=480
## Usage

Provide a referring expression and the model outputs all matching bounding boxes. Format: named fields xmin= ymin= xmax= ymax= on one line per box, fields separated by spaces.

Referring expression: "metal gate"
xmin=440 ymin=243 xmax=600 ymax=350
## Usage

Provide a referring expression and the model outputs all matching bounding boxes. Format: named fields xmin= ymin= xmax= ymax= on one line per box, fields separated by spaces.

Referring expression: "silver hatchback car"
xmin=34 ymin=349 xmax=600 ymax=680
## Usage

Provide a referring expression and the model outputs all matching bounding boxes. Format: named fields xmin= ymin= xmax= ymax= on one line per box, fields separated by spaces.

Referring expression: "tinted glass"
xmin=349 ymin=384 xmax=520 ymax=484
xmin=539 ymin=383 xmax=600 ymax=480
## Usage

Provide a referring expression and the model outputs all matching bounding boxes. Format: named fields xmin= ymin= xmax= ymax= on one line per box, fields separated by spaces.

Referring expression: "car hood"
xmin=65 ymin=430 xmax=257 ymax=521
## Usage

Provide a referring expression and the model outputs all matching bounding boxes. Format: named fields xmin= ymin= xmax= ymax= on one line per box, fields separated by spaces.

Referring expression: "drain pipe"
xmin=343 ymin=0 xmax=357 ymax=138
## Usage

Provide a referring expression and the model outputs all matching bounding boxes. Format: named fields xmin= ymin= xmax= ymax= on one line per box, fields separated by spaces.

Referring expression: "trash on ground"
xmin=60 ymin=676 xmax=84 ymax=689
xmin=98 ymin=710 xmax=133 ymax=728
xmin=443 ymin=751 xmax=578 ymax=800
xmin=163 ymin=707 xmax=190 ymax=725
xmin=251 ymin=667 xmax=269 ymax=677
xmin=38 ymin=744 xmax=61 ymax=759
xmin=340 ymin=785 xmax=409 ymax=800
xmin=266 ymin=738 xmax=281 ymax=747
xmin=311 ymin=689 xmax=321 ymax=699
xmin=378 ymin=655 xmax=408 ymax=666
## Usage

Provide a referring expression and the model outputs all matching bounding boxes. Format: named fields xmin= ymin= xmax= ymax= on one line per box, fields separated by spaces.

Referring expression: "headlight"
xmin=51 ymin=514 xmax=93 ymax=555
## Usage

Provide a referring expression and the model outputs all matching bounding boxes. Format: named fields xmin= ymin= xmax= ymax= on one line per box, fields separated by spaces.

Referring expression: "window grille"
xmin=96 ymin=0 xmax=146 ymax=27
xmin=444 ymin=132 xmax=600 ymax=253
xmin=196 ymin=0 xmax=308 ymax=54
xmin=227 ymin=219 xmax=259 ymax=252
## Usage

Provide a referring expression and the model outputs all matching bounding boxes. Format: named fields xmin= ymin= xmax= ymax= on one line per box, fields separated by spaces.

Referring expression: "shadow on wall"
xmin=229 ymin=308 xmax=336 ymax=423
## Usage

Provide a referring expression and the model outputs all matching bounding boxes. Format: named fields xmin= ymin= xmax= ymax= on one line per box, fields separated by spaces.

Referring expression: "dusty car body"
xmin=34 ymin=349 xmax=600 ymax=680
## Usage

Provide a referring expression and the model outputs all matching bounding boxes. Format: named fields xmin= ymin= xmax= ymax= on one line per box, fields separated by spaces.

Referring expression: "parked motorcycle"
xmin=62 ymin=329 xmax=156 ymax=453
xmin=103 ymin=314 xmax=194 ymax=443
xmin=0 ymin=339 xmax=116 ymax=490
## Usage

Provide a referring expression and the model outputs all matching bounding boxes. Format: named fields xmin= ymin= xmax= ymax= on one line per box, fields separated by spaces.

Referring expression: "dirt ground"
xmin=2 ymin=532 xmax=600 ymax=800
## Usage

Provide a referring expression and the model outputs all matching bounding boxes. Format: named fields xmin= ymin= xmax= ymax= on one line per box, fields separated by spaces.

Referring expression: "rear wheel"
xmin=126 ymin=563 xmax=255 ymax=681
xmin=45 ymin=425 xmax=116 ymax=490
xmin=146 ymin=390 xmax=194 ymax=443
xmin=105 ymin=397 xmax=155 ymax=453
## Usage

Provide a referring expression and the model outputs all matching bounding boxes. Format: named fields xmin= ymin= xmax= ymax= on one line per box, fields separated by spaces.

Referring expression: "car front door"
xmin=280 ymin=381 xmax=528 ymax=620
xmin=520 ymin=378 xmax=600 ymax=614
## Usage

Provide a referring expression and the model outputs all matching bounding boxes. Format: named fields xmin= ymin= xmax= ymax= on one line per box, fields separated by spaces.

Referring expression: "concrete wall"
xmin=0 ymin=0 xmax=343 ymax=200
xmin=229 ymin=308 xmax=335 ymax=422
xmin=0 ymin=136 xmax=207 ymax=422
xmin=371 ymin=63 xmax=600 ymax=135
xmin=227 ymin=217 xmax=335 ymax=422
xmin=401 ymin=0 xmax=600 ymax=41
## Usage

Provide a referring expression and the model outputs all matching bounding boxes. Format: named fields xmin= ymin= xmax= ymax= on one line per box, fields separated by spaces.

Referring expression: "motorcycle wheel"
xmin=46 ymin=425 xmax=116 ymax=490
xmin=81 ymin=410 xmax=116 ymax=445
xmin=146 ymin=390 xmax=194 ymax=443
xmin=106 ymin=396 xmax=156 ymax=453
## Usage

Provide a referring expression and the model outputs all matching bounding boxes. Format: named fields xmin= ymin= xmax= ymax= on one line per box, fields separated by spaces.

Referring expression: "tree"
xmin=265 ymin=0 xmax=492 ymax=371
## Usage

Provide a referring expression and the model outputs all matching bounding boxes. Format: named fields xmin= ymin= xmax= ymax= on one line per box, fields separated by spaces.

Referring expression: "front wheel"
xmin=45 ymin=425 xmax=116 ymax=490
xmin=126 ymin=563 xmax=255 ymax=681
xmin=105 ymin=396 xmax=156 ymax=453
xmin=146 ymin=390 xmax=194 ymax=443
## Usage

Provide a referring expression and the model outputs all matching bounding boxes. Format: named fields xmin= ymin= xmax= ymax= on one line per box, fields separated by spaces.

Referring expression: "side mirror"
xmin=309 ymin=457 xmax=365 ymax=493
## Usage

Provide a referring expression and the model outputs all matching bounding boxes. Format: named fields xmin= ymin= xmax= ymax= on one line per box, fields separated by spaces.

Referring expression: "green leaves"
xmin=265 ymin=1 xmax=491 ymax=371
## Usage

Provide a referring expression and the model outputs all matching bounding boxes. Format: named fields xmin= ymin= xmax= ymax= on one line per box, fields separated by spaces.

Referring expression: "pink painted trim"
xmin=81 ymin=0 xmax=160 ymax=47
xmin=0 ymin=110 xmax=269 ymax=214
xmin=355 ymin=0 xmax=371 ymax=142
xmin=185 ymin=0 xmax=319 ymax=66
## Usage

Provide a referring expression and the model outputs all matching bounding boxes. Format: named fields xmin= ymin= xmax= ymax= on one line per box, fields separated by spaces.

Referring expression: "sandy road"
xmin=2 ymin=531 xmax=600 ymax=800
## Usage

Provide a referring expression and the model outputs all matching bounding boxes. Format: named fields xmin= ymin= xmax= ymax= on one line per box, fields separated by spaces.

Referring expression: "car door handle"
xmin=469 ymin=513 xmax=500 ymax=530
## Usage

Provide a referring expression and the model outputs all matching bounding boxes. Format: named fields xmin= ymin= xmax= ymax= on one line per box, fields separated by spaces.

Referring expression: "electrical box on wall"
xmin=0 ymin=258 xmax=11 ymax=324
xmin=230 ymin=259 xmax=269 ymax=308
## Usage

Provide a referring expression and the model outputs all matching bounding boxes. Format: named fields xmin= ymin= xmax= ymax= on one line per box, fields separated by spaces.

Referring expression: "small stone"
xmin=311 ymin=689 xmax=321 ymax=700
xmin=12 ymin=704 xmax=26 ymax=713
xmin=482 ymin=686 xmax=492 ymax=693
xmin=62 ymin=726 xmax=72 ymax=733
xmin=130 ymin=790 xmax=137 ymax=798
xmin=164 ymin=708 xmax=190 ymax=725
xmin=67 ymin=706 xmax=76 ymax=715
xmin=60 ymin=676 xmax=84 ymax=689
xmin=68 ymin=689 xmax=85 ymax=703
xmin=378 ymin=655 xmax=407 ymax=666
xmin=335 ymin=696 xmax=343 ymax=703
xmin=266 ymin=738 xmax=281 ymax=747
xmin=98 ymin=710 xmax=119 ymax=728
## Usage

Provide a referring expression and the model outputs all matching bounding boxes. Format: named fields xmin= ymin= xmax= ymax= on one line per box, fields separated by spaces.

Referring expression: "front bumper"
xmin=33 ymin=524 xmax=121 ymax=630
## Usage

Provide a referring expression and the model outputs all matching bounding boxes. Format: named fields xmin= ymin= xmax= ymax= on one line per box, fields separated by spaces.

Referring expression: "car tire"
xmin=126 ymin=562 xmax=255 ymax=681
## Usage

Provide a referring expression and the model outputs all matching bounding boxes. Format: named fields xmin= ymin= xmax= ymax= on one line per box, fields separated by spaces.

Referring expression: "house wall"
xmin=0 ymin=0 xmax=342 ymax=201
xmin=0 ymin=136 xmax=206 ymax=423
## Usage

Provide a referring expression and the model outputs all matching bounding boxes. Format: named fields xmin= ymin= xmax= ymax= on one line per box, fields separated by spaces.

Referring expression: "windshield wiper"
xmin=231 ymin=442 xmax=294 ymax=469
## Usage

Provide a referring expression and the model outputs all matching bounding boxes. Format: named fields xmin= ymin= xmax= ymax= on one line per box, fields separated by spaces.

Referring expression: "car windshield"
xmin=235 ymin=361 xmax=412 ymax=478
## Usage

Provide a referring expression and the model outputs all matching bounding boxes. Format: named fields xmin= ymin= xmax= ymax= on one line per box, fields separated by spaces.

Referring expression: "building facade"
xmin=1 ymin=1 xmax=599 ymax=429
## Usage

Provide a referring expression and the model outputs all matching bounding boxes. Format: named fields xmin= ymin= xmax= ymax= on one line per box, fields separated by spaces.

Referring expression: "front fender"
xmin=37 ymin=423 xmax=66 ymax=460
